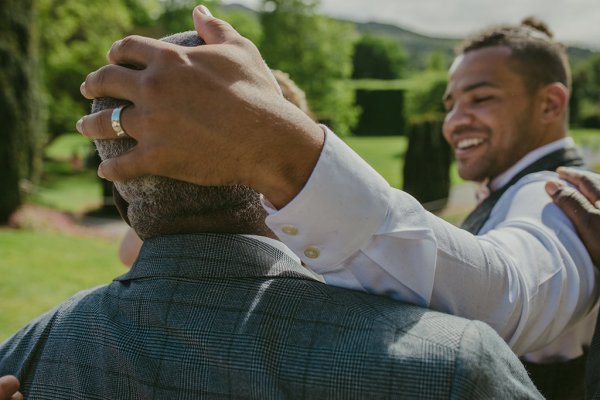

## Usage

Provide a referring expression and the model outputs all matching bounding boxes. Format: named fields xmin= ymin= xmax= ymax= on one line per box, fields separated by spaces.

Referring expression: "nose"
xmin=443 ymin=102 xmax=473 ymax=139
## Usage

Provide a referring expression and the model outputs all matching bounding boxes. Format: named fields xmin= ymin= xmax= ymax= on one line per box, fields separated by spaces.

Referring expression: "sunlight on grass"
xmin=31 ymin=134 xmax=102 ymax=213
xmin=344 ymin=136 xmax=407 ymax=188
xmin=0 ymin=229 xmax=125 ymax=341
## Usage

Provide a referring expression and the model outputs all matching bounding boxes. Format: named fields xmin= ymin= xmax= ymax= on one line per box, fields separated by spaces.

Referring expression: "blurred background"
xmin=1 ymin=0 xmax=599 ymax=340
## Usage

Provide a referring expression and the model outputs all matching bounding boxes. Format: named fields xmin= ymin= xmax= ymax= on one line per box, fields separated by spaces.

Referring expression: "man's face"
xmin=442 ymin=46 xmax=541 ymax=182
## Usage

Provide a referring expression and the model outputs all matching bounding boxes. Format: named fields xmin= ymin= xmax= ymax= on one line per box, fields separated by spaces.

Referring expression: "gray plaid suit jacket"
xmin=0 ymin=234 xmax=542 ymax=399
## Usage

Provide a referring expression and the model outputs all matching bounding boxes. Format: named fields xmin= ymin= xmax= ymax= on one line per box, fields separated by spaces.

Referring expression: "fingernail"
xmin=80 ymin=81 xmax=87 ymax=96
xmin=545 ymin=181 xmax=562 ymax=196
xmin=97 ymin=165 xmax=105 ymax=179
xmin=76 ymin=118 xmax=83 ymax=133
xmin=198 ymin=5 xmax=213 ymax=16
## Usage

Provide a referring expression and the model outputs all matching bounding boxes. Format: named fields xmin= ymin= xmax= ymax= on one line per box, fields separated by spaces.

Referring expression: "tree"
xmin=156 ymin=0 xmax=220 ymax=34
xmin=36 ymin=0 xmax=153 ymax=140
xmin=217 ymin=10 xmax=263 ymax=45
xmin=424 ymin=50 xmax=449 ymax=72
xmin=0 ymin=0 xmax=45 ymax=222
xmin=352 ymin=34 xmax=407 ymax=80
xmin=260 ymin=0 xmax=359 ymax=134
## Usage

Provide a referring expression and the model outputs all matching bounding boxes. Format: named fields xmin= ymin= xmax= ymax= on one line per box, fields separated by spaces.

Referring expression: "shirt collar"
xmin=489 ymin=137 xmax=574 ymax=191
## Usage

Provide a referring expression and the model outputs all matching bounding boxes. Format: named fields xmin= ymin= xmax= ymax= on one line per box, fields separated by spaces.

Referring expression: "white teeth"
xmin=456 ymin=138 xmax=484 ymax=150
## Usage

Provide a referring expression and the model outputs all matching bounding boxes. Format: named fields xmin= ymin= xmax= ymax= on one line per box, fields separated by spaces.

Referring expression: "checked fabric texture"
xmin=0 ymin=234 xmax=541 ymax=399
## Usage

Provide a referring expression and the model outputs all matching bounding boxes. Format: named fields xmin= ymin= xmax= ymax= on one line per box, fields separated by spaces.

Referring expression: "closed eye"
xmin=474 ymin=95 xmax=494 ymax=104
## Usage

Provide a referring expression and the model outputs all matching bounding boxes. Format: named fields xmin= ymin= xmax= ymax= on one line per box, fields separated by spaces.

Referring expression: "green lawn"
xmin=344 ymin=135 xmax=408 ymax=188
xmin=30 ymin=133 xmax=101 ymax=213
xmin=0 ymin=229 xmax=125 ymax=341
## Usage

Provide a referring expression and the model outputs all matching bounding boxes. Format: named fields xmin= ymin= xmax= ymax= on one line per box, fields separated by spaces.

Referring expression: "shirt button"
xmin=304 ymin=246 xmax=320 ymax=259
xmin=281 ymin=225 xmax=299 ymax=236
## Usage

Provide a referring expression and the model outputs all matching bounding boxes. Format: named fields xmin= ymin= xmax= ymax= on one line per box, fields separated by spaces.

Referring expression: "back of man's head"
xmin=93 ymin=32 xmax=267 ymax=240
xmin=457 ymin=17 xmax=571 ymax=94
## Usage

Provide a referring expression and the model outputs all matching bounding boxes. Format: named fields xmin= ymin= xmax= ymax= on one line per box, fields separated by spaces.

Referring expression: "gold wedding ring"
xmin=111 ymin=105 xmax=129 ymax=138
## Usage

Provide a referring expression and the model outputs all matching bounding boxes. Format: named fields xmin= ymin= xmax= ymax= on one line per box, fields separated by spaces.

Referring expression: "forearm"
xmin=250 ymin=104 xmax=325 ymax=209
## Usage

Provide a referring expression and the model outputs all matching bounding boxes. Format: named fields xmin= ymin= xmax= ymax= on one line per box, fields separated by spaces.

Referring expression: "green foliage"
xmin=403 ymin=119 xmax=451 ymax=209
xmin=572 ymin=52 xmax=600 ymax=127
xmin=37 ymin=0 xmax=137 ymax=139
xmin=0 ymin=0 xmax=45 ymax=222
xmin=155 ymin=0 xmax=220 ymax=33
xmin=402 ymin=72 xmax=451 ymax=207
xmin=352 ymin=34 xmax=407 ymax=79
xmin=217 ymin=10 xmax=263 ymax=45
xmin=425 ymin=51 xmax=450 ymax=72
xmin=260 ymin=0 xmax=359 ymax=134
xmin=404 ymin=71 xmax=448 ymax=124
xmin=353 ymin=89 xmax=405 ymax=136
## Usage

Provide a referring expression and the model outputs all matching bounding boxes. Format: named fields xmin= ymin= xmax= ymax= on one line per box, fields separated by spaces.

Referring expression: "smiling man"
xmin=77 ymin=9 xmax=597 ymax=400
xmin=438 ymin=19 xmax=593 ymax=398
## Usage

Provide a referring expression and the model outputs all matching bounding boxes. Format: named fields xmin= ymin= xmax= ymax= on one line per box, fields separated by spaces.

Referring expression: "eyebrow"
xmin=443 ymin=81 xmax=499 ymax=103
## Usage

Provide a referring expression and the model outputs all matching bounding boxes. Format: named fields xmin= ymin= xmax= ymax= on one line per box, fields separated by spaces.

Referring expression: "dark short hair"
xmin=457 ymin=17 xmax=571 ymax=93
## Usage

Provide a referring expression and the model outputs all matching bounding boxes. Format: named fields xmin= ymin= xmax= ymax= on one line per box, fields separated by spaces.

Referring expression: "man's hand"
xmin=0 ymin=376 xmax=22 ymax=400
xmin=546 ymin=167 xmax=600 ymax=266
xmin=77 ymin=5 xmax=324 ymax=209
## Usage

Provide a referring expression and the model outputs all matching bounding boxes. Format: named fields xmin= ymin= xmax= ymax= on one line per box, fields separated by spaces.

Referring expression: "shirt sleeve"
xmin=263 ymin=127 xmax=438 ymax=307
xmin=263 ymin=127 xmax=599 ymax=357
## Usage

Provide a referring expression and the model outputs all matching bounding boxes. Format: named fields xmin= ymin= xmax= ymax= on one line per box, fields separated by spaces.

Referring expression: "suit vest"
xmin=461 ymin=146 xmax=587 ymax=400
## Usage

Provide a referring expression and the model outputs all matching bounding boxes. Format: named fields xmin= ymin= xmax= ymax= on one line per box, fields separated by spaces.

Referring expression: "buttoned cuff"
xmin=262 ymin=126 xmax=391 ymax=270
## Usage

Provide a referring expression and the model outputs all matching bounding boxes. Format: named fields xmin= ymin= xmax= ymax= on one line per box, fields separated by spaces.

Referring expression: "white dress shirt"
xmin=262 ymin=127 xmax=599 ymax=362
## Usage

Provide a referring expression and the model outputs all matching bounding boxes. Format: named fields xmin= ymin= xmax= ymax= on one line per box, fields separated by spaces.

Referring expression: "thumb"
xmin=193 ymin=5 xmax=238 ymax=44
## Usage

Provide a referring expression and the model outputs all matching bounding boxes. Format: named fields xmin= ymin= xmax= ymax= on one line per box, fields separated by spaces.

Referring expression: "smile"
xmin=456 ymin=138 xmax=485 ymax=150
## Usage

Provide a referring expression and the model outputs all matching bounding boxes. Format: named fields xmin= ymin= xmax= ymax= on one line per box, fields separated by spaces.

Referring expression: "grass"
xmin=344 ymin=136 xmax=408 ymax=187
xmin=30 ymin=133 xmax=101 ymax=213
xmin=0 ymin=229 xmax=125 ymax=341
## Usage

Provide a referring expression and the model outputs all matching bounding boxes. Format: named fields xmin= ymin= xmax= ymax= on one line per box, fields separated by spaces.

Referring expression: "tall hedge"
xmin=402 ymin=73 xmax=451 ymax=210
xmin=0 ymin=0 xmax=44 ymax=222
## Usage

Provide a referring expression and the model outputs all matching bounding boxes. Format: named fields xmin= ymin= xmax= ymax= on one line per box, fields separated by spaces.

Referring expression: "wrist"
xmin=252 ymin=111 xmax=325 ymax=209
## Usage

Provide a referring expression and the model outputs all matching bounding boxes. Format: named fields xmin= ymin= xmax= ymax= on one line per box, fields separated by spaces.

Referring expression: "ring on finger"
xmin=111 ymin=105 xmax=129 ymax=138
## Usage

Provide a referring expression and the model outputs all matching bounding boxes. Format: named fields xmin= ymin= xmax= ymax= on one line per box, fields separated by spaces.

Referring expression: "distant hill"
xmin=352 ymin=20 xmax=595 ymax=70
xmin=221 ymin=3 xmax=595 ymax=70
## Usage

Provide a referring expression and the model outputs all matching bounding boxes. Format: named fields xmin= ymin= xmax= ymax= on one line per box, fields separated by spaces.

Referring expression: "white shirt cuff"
xmin=262 ymin=126 xmax=391 ymax=269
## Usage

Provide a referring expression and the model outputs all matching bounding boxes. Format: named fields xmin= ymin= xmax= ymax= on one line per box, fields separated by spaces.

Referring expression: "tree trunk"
xmin=0 ymin=0 xmax=44 ymax=223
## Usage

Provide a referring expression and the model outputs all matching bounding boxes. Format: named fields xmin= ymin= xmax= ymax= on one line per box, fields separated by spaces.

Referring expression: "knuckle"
xmin=114 ymin=35 xmax=137 ymax=55
xmin=85 ymin=67 xmax=108 ymax=96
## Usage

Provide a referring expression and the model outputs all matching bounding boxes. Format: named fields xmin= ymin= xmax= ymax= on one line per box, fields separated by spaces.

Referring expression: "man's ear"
xmin=538 ymin=83 xmax=569 ymax=123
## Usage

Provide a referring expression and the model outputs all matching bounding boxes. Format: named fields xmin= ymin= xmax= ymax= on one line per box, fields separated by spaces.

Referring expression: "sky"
xmin=226 ymin=0 xmax=600 ymax=50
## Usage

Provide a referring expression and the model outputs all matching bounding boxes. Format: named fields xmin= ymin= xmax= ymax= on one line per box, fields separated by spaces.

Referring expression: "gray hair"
xmin=93 ymin=31 xmax=266 ymax=240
